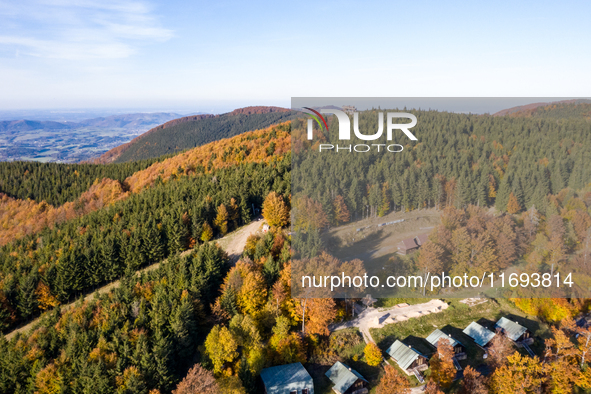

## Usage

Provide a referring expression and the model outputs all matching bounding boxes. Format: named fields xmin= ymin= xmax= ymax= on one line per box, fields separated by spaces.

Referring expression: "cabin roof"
xmin=399 ymin=238 xmax=418 ymax=250
xmin=463 ymin=321 xmax=496 ymax=347
xmin=415 ymin=234 xmax=429 ymax=245
xmin=260 ymin=362 xmax=313 ymax=393
xmin=426 ymin=329 xmax=462 ymax=348
xmin=495 ymin=317 xmax=528 ymax=341
xmin=386 ymin=340 xmax=425 ymax=370
xmin=325 ymin=361 xmax=367 ymax=393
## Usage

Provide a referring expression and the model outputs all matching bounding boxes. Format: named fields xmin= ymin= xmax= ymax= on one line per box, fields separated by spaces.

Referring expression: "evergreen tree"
xmin=238 ymin=358 xmax=257 ymax=394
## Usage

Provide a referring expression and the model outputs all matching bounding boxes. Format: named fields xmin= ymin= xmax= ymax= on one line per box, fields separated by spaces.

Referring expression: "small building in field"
xmin=386 ymin=340 xmax=429 ymax=375
xmin=425 ymin=329 xmax=467 ymax=360
xmin=495 ymin=317 xmax=533 ymax=345
xmin=463 ymin=321 xmax=496 ymax=348
xmin=362 ymin=294 xmax=378 ymax=309
xmin=325 ymin=361 xmax=368 ymax=394
xmin=397 ymin=238 xmax=419 ymax=255
xmin=397 ymin=234 xmax=429 ymax=255
xmin=260 ymin=362 xmax=314 ymax=394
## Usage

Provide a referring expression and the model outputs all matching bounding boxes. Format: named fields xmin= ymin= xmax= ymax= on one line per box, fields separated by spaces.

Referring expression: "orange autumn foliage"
xmin=35 ymin=281 xmax=59 ymax=311
xmin=507 ymin=192 xmax=521 ymax=214
xmin=124 ymin=122 xmax=291 ymax=193
xmin=0 ymin=122 xmax=291 ymax=246
xmin=34 ymin=362 xmax=63 ymax=394
xmin=0 ymin=178 xmax=128 ymax=246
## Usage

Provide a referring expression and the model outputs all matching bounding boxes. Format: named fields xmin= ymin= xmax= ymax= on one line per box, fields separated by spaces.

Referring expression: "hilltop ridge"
xmin=92 ymin=106 xmax=293 ymax=163
xmin=493 ymin=99 xmax=591 ymax=116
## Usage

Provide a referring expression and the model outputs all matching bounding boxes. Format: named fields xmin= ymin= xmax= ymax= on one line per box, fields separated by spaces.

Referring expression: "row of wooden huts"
xmin=386 ymin=317 xmax=534 ymax=380
xmin=259 ymin=318 xmax=534 ymax=393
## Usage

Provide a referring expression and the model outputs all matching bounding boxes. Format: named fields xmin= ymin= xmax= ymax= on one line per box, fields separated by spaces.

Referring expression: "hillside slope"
xmin=0 ymin=157 xmax=172 ymax=206
xmin=4 ymin=218 xmax=262 ymax=341
xmin=94 ymin=106 xmax=294 ymax=163
xmin=0 ymin=121 xmax=290 ymax=247
xmin=0 ymin=121 xmax=291 ymax=332
xmin=493 ymin=99 xmax=591 ymax=116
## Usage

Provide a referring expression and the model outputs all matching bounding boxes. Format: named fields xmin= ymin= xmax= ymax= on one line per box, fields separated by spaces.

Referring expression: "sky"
xmin=1 ymin=0 xmax=590 ymax=113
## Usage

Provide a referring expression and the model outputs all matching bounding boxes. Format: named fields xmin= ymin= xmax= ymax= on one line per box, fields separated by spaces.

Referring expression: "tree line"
xmin=0 ymin=157 xmax=170 ymax=206
xmin=113 ymin=111 xmax=297 ymax=163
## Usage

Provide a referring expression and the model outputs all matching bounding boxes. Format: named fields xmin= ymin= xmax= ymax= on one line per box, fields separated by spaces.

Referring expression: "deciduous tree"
xmin=507 ymin=192 xmax=521 ymax=214
xmin=214 ymin=204 xmax=229 ymax=235
xmin=172 ymin=364 xmax=220 ymax=394
xmin=201 ymin=222 xmax=214 ymax=242
xmin=489 ymin=352 xmax=544 ymax=394
xmin=459 ymin=366 xmax=487 ymax=394
xmin=375 ymin=365 xmax=410 ymax=394
xmin=303 ymin=298 xmax=336 ymax=336
xmin=363 ymin=342 xmax=382 ymax=366
xmin=487 ymin=331 xmax=513 ymax=371
xmin=333 ymin=195 xmax=351 ymax=225
xmin=262 ymin=192 xmax=289 ymax=228
xmin=204 ymin=325 xmax=239 ymax=373
xmin=430 ymin=339 xmax=456 ymax=388
xmin=424 ymin=381 xmax=444 ymax=394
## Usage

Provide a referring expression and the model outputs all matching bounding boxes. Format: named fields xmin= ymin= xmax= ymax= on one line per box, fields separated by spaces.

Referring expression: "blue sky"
xmin=0 ymin=0 xmax=590 ymax=113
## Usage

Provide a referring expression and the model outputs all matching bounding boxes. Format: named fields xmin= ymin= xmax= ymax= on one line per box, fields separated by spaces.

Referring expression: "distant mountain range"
xmin=6 ymin=100 xmax=589 ymax=165
xmin=0 ymin=120 xmax=74 ymax=132
xmin=0 ymin=112 xmax=182 ymax=133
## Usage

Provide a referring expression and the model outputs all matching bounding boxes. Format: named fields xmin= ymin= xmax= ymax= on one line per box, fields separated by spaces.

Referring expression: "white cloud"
xmin=0 ymin=35 xmax=133 ymax=59
xmin=0 ymin=0 xmax=172 ymax=60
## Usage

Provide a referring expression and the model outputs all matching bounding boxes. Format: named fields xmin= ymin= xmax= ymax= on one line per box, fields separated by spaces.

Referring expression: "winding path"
xmin=4 ymin=220 xmax=263 ymax=341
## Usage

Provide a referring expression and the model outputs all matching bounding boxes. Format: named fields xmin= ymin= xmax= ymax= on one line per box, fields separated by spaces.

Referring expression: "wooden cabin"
xmin=325 ymin=361 xmax=368 ymax=394
xmin=425 ymin=329 xmax=467 ymax=360
xmin=495 ymin=317 xmax=534 ymax=345
xmin=386 ymin=340 xmax=428 ymax=376
xmin=397 ymin=238 xmax=419 ymax=255
xmin=414 ymin=233 xmax=429 ymax=246
xmin=260 ymin=362 xmax=314 ymax=394
xmin=397 ymin=234 xmax=429 ymax=255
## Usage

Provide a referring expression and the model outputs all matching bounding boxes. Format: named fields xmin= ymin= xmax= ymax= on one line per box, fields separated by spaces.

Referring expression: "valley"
xmin=0 ymin=112 xmax=182 ymax=163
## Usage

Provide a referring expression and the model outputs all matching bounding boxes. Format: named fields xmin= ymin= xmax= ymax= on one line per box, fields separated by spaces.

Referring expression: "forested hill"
xmin=0 ymin=156 xmax=174 ymax=206
xmin=291 ymin=106 xmax=591 ymax=224
xmin=0 ymin=122 xmax=290 ymax=332
xmin=93 ymin=106 xmax=295 ymax=163
xmin=0 ymin=122 xmax=290 ymax=247
xmin=493 ymin=99 xmax=591 ymax=117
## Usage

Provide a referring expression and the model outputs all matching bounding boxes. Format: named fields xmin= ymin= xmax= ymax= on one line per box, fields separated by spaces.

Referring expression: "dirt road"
xmin=4 ymin=220 xmax=264 ymax=341
xmin=215 ymin=219 xmax=263 ymax=261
